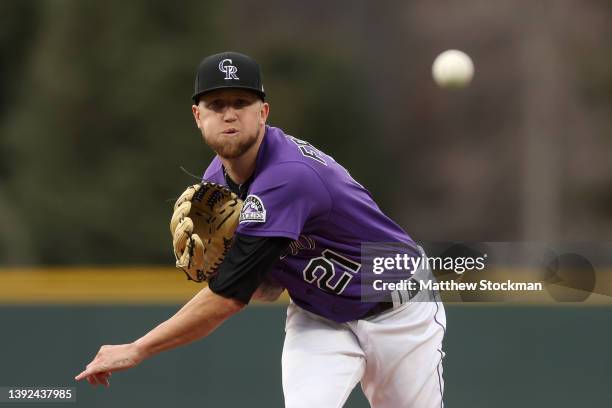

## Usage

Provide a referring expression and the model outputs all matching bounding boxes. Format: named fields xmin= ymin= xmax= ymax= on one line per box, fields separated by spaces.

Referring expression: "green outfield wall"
xmin=0 ymin=305 xmax=610 ymax=407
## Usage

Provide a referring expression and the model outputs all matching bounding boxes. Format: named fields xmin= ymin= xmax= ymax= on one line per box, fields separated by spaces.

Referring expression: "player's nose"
xmin=222 ymin=106 xmax=238 ymax=122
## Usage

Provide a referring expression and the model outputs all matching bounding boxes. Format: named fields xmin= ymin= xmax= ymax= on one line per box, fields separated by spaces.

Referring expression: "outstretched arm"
xmin=75 ymin=287 xmax=244 ymax=386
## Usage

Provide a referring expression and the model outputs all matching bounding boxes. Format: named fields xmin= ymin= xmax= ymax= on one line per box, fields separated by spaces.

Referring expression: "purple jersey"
xmin=203 ymin=126 xmax=419 ymax=322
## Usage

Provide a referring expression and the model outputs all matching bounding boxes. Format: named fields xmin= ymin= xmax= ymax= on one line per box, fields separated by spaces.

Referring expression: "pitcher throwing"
xmin=75 ymin=51 xmax=446 ymax=408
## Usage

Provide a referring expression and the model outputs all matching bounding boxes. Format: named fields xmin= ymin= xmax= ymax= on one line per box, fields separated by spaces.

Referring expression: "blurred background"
xmin=0 ymin=0 xmax=611 ymax=407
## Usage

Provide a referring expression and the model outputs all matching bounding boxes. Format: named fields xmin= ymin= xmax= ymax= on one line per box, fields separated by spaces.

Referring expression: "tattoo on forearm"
xmin=253 ymin=281 xmax=284 ymax=301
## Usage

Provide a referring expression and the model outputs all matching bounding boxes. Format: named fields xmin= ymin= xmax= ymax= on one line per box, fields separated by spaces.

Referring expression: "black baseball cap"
xmin=192 ymin=51 xmax=265 ymax=103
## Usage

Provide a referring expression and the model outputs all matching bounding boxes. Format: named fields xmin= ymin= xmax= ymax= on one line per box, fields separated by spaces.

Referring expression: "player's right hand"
xmin=74 ymin=342 xmax=146 ymax=387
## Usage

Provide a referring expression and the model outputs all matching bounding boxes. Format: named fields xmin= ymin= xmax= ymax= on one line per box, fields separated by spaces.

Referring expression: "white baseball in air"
xmin=432 ymin=49 xmax=474 ymax=89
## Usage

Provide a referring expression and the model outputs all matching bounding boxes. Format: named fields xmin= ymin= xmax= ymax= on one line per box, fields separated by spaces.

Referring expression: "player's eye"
xmin=233 ymin=99 xmax=250 ymax=109
xmin=207 ymin=100 xmax=225 ymax=111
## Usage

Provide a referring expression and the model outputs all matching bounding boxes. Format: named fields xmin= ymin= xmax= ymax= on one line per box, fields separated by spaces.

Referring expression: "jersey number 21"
xmin=302 ymin=249 xmax=361 ymax=294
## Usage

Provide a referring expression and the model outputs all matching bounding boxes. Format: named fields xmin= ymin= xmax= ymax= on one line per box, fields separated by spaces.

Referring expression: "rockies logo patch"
xmin=240 ymin=195 xmax=266 ymax=223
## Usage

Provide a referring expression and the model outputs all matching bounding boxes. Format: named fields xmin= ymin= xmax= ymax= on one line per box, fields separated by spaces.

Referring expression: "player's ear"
xmin=192 ymin=104 xmax=202 ymax=129
xmin=260 ymin=102 xmax=270 ymax=124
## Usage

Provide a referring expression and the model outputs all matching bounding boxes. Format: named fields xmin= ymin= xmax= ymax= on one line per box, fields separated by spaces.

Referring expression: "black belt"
xmin=362 ymin=301 xmax=394 ymax=319
xmin=361 ymin=278 xmax=421 ymax=319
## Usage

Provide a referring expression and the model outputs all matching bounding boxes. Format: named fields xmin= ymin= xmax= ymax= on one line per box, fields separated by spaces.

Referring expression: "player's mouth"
xmin=222 ymin=128 xmax=239 ymax=135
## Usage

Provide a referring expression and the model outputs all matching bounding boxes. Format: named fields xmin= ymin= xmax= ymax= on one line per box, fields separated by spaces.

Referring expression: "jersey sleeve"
xmin=236 ymin=162 xmax=332 ymax=240
xmin=208 ymin=233 xmax=291 ymax=304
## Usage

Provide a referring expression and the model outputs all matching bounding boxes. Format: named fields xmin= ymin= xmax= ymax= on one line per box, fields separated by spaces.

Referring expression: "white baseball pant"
xmin=281 ymin=295 xmax=446 ymax=408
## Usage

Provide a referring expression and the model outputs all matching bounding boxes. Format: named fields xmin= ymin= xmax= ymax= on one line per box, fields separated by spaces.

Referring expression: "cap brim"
xmin=192 ymin=86 xmax=265 ymax=102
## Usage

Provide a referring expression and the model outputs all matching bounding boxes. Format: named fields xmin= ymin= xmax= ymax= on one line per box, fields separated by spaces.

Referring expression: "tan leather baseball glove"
xmin=170 ymin=182 xmax=243 ymax=282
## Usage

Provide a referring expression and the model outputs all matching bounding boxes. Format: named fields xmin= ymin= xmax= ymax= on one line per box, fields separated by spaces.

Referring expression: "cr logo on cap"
xmin=218 ymin=59 xmax=239 ymax=80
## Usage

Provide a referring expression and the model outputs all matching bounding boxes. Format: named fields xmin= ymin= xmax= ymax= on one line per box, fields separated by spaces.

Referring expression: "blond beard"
xmin=203 ymin=128 xmax=260 ymax=159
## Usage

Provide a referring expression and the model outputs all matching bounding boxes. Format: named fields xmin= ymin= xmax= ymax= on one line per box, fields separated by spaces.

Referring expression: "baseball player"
xmin=75 ymin=51 xmax=446 ymax=408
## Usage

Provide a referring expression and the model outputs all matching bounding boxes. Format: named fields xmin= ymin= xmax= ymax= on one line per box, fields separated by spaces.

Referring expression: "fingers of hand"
xmin=75 ymin=349 xmax=104 ymax=382
xmin=76 ymin=344 xmax=137 ymax=386
xmin=76 ymin=364 xmax=103 ymax=385
xmin=84 ymin=372 xmax=110 ymax=387
xmin=76 ymin=355 xmax=118 ymax=386
xmin=96 ymin=372 xmax=111 ymax=387
xmin=75 ymin=366 xmax=94 ymax=382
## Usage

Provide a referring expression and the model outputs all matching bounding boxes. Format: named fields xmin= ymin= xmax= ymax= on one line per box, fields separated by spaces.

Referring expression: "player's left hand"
xmin=74 ymin=343 xmax=146 ymax=387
